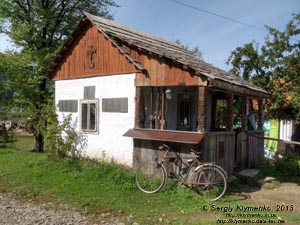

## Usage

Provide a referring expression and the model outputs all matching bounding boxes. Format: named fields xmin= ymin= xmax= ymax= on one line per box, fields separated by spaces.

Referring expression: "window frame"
xmin=79 ymin=99 xmax=99 ymax=134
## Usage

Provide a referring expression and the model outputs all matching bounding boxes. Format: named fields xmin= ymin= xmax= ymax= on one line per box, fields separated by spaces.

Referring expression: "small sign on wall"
xmin=102 ymin=98 xmax=128 ymax=113
xmin=58 ymin=100 xmax=78 ymax=112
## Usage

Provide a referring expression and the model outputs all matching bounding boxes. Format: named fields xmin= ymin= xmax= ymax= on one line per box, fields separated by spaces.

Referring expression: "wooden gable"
xmin=52 ymin=23 xmax=139 ymax=80
xmin=128 ymin=47 xmax=207 ymax=87
xmin=51 ymin=22 xmax=206 ymax=87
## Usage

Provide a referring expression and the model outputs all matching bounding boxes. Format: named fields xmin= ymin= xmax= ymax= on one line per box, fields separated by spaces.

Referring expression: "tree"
xmin=0 ymin=0 xmax=118 ymax=152
xmin=227 ymin=13 xmax=300 ymax=122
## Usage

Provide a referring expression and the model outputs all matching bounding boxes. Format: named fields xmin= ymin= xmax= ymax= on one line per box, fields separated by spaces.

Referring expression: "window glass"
xmin=90 ymin=103 xmax=96 ymax=130
xmin=179 ymin=101 xmax=190 ymax=126
xmin=177 ymin=94 xmax=192 ymax=131
xmin=81 ymin=103 xmax=88 ymax=130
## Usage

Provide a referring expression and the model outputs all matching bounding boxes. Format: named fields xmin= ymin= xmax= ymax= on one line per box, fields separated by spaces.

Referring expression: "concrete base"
xmin=238 ymin=169 xmax=260 ymax=178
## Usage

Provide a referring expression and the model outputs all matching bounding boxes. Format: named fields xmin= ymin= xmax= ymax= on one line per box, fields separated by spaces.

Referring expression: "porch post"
xmin=135 ymin=87 xmax=145 ymax=128
xmin=197 ymin=86 xmax=206 ymax=132
xmin=160 ymin=87 xmax=166 ymax=130
xmin=226 ymin=93 xmax=233 ymax=131
xmin=241 ymin=96 xmax=248 ymax=131
xmin=257 ymin=99 xmax=264 ymax=130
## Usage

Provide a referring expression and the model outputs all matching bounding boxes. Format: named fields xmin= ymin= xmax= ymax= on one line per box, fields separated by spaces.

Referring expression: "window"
xmin=177 ymin=94 xmax=193 ymax=131
xmin=80 ymin=99 xmax=98 ymax=133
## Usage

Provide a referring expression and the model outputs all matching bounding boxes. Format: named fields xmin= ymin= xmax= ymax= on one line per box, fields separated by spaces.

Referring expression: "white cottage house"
xmin=48 ymin=12 xmax=269 ymax=173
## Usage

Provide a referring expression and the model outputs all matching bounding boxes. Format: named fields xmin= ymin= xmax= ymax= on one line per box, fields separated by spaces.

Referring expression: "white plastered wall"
xmin=55 ymin=73 xmax=136 ymax=166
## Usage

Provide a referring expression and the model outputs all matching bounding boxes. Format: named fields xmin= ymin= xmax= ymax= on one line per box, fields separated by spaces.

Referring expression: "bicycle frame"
xmin=157 ymin=145 xmax=201 ymax=185
xmin=135 ymin=144 xmax=228 ymax=201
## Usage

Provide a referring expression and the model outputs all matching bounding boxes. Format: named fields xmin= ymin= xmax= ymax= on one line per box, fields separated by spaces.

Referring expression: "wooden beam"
xmin=209 ymin=79 xmax=269 ymax=99
xmin=257 ymin=99 xmax=264 ymax=130
xmin=241 ymin=96 xmax=248 ymax=131
xmin=211 ymin=93 xmax=217 ymax=131
xmin=226 ymin=93 xmax=233 ymax=131
xmin=148 ymin=87 xmax=154 ymax=129
xmin=155 ymin=88 xmax=161 ymax=129
xmin=160 ymin=87 xmax=166 ymax=130
xmin=197 ymin=86 xmax=206 ymax=132
xmin=134 ymin=87 xmax=145 ymax=128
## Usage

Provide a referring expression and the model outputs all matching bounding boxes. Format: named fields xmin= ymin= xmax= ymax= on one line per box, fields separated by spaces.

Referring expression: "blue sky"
xmin=0 ymin=0 xmax=298 ymax=71
xmin=112 ymin=0 xmax=299 ymax=70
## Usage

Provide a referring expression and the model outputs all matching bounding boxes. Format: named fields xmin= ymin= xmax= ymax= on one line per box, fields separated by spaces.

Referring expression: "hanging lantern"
xmin=165 ymin=88 xmax=172 ymax=100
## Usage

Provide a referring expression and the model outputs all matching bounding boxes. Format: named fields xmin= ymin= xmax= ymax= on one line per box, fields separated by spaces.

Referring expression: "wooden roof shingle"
xmin=84 ymin=12 xmax=268 ymax=97
xmin=48 ymin=12 xmax=269 ymax=98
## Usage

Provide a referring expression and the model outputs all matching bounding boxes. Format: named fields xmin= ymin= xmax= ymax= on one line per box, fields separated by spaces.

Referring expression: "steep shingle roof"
xmin=48 ymin=12 xmax=269 ymax=98
xmin=84 ymin=12 xmax=268 ymax=97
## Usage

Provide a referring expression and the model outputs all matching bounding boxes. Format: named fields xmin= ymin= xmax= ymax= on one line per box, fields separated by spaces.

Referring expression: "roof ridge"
xmin=82 ymin=12 xmax=269 ymax=96
xmin=84 ymin=11 xmax=184 ymax=50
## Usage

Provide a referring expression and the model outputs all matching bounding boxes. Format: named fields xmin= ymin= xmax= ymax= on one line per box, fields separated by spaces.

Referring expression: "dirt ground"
xmin=247 ymin=183 xmax=300 ymax=213
xmin=233 ymin=182 xmax=300 ymax=224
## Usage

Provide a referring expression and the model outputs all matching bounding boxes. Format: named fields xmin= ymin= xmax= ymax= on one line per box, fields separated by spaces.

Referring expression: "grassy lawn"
xmin=0 ymin=136 xmax=299 ymax=224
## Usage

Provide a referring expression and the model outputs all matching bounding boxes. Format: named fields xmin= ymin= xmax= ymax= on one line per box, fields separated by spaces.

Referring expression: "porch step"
xmin=238 ymin=169 xmax=260 ymax=178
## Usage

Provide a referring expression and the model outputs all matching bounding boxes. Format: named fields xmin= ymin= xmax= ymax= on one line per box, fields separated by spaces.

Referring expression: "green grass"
xmin=0 ymin=137 xmax=299 ymax=224
xmin=0 ymin=143 xmax=216 ymax=224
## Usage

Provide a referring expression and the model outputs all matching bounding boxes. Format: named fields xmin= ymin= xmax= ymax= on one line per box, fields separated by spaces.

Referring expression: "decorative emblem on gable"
xmin=87 ymin=45 xmax=96 ymax=69
xmin=85 ymin=38 xmax=98 ymax=71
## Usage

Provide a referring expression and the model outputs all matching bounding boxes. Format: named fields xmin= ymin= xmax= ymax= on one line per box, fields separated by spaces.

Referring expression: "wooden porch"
xmin=127 ymin=81 xmax=267 ymax=174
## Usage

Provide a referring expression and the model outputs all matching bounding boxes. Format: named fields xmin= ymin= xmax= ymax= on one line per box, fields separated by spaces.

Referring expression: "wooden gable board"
xmin=49 ymin=13 xmax=269 ymax=99
xmin=52 ymin=23 xmax=139 ymax=80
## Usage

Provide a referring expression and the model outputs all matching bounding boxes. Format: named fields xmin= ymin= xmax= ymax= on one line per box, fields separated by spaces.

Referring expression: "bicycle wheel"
xmin=135 ymin=161 xmax=167 ymax=194
xmin=201 ymin=164 xmax=228 ymax=181
xmin=191 ymin=165 xmax=227 ymax=201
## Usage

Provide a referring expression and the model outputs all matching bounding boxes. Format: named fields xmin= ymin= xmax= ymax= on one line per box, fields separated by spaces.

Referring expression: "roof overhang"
xmin=123 ymin=128 xmax=204 ymax=144
xmin=208 ymin=78 xmax=270 ymax=99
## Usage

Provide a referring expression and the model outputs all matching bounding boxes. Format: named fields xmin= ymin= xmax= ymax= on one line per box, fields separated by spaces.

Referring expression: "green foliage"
xmin=0 ymin=50 xmax=53 ymax=151
xmin=215 ymin=99 xmax=227 ymax=129
xmin=275 ymin=152 xmax=300 ymax=177
xmin=0 ymin=1 xmax=118 ymax=151
xmin=0 ymin=124 xmax=15 ymax=147
xmin=227 ymin=13 xmax=300 ymax=121
xmin=44 ymin=107 xmax=86 ymax=159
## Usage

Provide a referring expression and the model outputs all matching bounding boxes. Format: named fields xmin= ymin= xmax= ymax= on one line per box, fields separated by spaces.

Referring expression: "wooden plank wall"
xmin=202 ymin=132 xmax=235 ymax=174
xmin=248 ymin=131 xmax=264 ymax=168
xmin=52 ymin=22 xmax=207 ymax=88
xmin=133 ymin=139 xmax=200 ymax=177
xmin=52 ymin=24 xmax=138 ymax=80
xmin=236 ymin=132 xmax=248 ymax=169
xmin=133 ymin=133 xmax=236 ymax=176
xmin=236 ymin=131 xmax=264 ymax=169
xmin=128 ymin=47 xmax=206 ymax=87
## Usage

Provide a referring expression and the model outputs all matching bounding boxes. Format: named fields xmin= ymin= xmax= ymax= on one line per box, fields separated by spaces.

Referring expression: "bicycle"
xmin=135 ymin=144 xmax=228 ymax=201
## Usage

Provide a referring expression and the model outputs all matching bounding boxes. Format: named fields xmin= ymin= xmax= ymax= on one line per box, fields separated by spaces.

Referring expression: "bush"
xmin=44 ymin=111 xmax=86 ymax=159
xmin=0 ymin=124 xmax=15 ymax=147
xmin=275 ymin=152 xmax=299 ymax=177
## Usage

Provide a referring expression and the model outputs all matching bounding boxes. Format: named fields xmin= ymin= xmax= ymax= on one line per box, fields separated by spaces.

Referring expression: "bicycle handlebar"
xmin=159 ymin=144 xmax=170 ymax=150
xmin=190 ymin=148 xmax=202 ymax=156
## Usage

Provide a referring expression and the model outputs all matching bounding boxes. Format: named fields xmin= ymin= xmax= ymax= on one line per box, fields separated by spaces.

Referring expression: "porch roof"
xmin=123 ymin=129 xmax=204 ymax=144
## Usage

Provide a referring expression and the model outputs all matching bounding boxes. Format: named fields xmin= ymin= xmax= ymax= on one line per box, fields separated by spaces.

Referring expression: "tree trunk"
xmin=33 ymin=133 xmax=44 ymax=152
